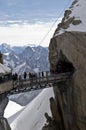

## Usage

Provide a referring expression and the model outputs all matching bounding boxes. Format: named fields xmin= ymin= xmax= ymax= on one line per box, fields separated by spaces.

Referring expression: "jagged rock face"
xmin=0 ymin=94 xmax=11 ymax=130
xmin=49 ymin=31 xmax=86 ymax=130
xmin=0 ymin=52 xmax=3 ymax=63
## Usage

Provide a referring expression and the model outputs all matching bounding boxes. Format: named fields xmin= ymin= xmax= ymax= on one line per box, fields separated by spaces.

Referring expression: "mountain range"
xmin=0 ymin=43 xmax=49 ymax=74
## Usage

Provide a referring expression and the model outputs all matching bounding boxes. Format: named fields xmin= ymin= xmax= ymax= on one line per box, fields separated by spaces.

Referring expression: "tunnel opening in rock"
xmin=51 ymin=50 xmax=75 ymax=74
xmin=56 ymin=60 xmax=75 ymax=74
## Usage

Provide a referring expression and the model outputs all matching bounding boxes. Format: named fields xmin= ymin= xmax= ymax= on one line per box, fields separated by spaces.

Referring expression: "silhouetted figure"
xmin=42 ymin=71 xmax=44 ymax=77
xmin=12 ymin=73 xmax=18 ymax=81
xmin=24 ymin=72 xmax=27 ymax=79
xmin=15 ymin=73 xmax=18 ymax=80
xmin=29 ymin=72 xmax=32 ymax=78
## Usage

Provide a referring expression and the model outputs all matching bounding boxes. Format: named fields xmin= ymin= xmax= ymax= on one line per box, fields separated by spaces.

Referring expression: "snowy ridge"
xmin=67 ymin=0 xmax=86 ymax=32
xmin=9 ymin=89 xmax=42 ymax=106
xmin=0 ymin=63 xmax=11 ymax=74
xmin=12 ymin=62 xmax=32 ymax=74
xmin=9 ymin=88 xmax=54 ymax=130
xmin=0 ymin=43 xmax=49 ymax=73
xmin=55 ymin=0 xmax=86 ymax=36
xmin=4 ymin=101 xmax=24 ymax=119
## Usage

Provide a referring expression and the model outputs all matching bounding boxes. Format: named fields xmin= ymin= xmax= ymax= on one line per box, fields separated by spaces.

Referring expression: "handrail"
xmin=0 ymin=71 xmax=73 ymax=95
xmin=13 ymin=72 xmax=72 ymax=88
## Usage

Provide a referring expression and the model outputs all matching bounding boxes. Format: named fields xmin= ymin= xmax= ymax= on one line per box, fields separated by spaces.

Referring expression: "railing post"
xmin=46 ymin=71 xmax=48 ymax=84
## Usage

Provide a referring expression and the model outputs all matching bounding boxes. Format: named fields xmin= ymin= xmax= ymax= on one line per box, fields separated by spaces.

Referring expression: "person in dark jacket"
xmin=24 ymin=72 xmax=27 ymax=79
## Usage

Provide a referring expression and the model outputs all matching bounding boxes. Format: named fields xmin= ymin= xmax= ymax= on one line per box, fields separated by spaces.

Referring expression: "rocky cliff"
xmin=0 ymin=94 xmax=11 ymax=130
xmin=49 ymin=31 xmax=86 ymax=130
xmin=0 ymin=54 xmax=11 ymax=129
xmin=43 ymin=0 xmax=86 ymax=130
xmin=0 ymin=52 xmax=3 ymax=63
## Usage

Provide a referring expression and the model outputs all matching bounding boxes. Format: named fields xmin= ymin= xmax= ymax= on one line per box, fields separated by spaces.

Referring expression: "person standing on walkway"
xmin=24 ymin=72 xmax=27 ymax=79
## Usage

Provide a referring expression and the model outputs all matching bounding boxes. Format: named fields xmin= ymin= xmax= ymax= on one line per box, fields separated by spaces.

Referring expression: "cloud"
xmin=0 ymin=19 xmax=61 ymax=47
xmin=0 ymin=0 xmax=60 ymax=22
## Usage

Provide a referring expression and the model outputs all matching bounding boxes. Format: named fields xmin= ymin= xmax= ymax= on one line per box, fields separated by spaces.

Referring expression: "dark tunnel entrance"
xmin=50 ymin=50 xmax=75 ymax=74
xmin=56 ymin=60 xmax=75 ymax=74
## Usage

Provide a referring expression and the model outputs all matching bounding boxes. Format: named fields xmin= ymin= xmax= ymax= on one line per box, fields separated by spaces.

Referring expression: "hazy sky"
xmin=0 ymin=0 xmax=73 ymax=47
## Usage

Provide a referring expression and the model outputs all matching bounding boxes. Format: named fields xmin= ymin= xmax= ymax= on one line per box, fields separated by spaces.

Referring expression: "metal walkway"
xmin=10 ymin=72 xmax=73 ymax=95
xmin=0 ymin=72 xmax=73 ymax=95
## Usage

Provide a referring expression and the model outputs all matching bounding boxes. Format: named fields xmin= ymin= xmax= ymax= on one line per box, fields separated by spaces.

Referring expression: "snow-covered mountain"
xmin=54 ymin=0 xmax=86 ymax=36
xmin=12 ymin=46 xmax=26 ymax=54
xmin=4 ymin=88 xmax=54 ymax=130
xmin=0 ymin=43 xmax=49 ymax=73
xmin=0 ymin=43 xmax=25 ymax=54
xmin=0 ymin=43 xmax=13 ymax=54
xmin=19 ymin=46 xmax=49 ymax=72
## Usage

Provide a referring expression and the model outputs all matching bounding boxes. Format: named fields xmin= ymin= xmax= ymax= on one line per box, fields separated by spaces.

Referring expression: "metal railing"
xmin=0 ymin=71 xmax=73 ymax=95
